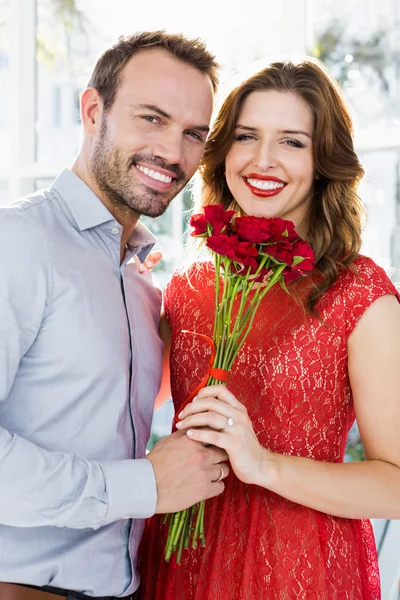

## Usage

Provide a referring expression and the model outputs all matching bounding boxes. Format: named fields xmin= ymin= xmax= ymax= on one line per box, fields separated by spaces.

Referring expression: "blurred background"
xmin=1 ymin=1 xmax=399 ymax=596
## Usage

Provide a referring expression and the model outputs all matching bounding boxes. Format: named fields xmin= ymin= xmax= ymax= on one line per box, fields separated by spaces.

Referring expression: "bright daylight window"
xmin=309 ymin=0 xmax=400 ymax=279
xmin=0 ymin=0 xmax=9 ymax=203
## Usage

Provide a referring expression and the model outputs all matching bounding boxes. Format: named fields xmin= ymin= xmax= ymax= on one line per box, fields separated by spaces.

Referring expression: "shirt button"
xmin=111 ymin=227 xmax=120 ymax=235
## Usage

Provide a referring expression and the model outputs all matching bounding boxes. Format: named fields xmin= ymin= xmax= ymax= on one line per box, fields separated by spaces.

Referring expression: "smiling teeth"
xmin=136 ymin=164 xmax=172 ymax=183
xmin=247 ymin=179 xmax=285 ymax=191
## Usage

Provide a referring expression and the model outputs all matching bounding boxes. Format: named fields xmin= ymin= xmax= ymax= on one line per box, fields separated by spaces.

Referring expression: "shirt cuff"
xmin=101 ymin=458 xmax=157 ymax=524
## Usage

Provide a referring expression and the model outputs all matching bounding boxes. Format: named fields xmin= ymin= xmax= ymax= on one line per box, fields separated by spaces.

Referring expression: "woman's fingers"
xmin=176 ymin=410 xmax=234 ymax=431
xmin=178 ymin=397 xmax=235 ymax=421
xmin=187 ymin=428 xmax=231 ymax=450
xmin=135 ymin=251 xmax=163 ymax=274
xmin=196 ymin=385 xmax=245 ymax=410
xmin=145 ymin=251 xmax=163 ymax=268
xmin=187 ymin=424 xmax=267 ymax=487
xmin=178 ymin=387 xmax=246 ymax=424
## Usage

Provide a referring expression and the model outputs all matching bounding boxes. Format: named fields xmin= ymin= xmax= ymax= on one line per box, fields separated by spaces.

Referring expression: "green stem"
xmin=216 ymin=275 xmax=243 ymax=369
xmin=212 ymin=254 xmax=222 ymax=342
xmin=199 ymin=500 xmax=206 ymax=546
xmin=177 ymin=508 xmax=190 ymax=564
xmin=232 ymin=265 xmax=286 ymax=361
xmin=192 ymin=502 xmax=202 ymax=548
xmin=165 ymin=511 xmax=182 ymax=561
xmin=221 ymin=255 xmax=270 ymax=366
xmin=214 ymin=261 xmax=231 ymax=369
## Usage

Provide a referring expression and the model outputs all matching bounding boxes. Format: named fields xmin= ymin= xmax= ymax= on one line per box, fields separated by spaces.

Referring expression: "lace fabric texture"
xmin=138 ymin=256 xmax=398 ymax=600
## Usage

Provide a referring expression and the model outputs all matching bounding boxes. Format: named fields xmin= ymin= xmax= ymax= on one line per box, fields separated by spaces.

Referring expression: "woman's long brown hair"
xmin=198 ymin=58 xmax=365 ymax=313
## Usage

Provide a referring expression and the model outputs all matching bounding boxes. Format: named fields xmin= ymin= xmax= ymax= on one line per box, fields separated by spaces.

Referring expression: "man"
xmin=0 ymin=31 xmax=228 ymax=600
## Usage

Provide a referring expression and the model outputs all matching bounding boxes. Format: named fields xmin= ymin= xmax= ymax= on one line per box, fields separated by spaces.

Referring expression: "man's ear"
xmin=80 ymin=87 xmax=103 ymax=137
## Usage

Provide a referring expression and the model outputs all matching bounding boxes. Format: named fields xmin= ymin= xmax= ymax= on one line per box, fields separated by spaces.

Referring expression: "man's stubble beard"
xmin=90 ymin=118 xmax=189 ymax=219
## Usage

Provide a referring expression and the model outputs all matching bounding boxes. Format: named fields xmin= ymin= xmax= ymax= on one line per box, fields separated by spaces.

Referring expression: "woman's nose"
xmin=254 ymin=142 xmax=277 ymax=171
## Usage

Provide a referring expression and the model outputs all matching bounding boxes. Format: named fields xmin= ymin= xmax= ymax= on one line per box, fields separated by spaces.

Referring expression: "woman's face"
xmin=225 ymin=90 xmax=315 ymax=237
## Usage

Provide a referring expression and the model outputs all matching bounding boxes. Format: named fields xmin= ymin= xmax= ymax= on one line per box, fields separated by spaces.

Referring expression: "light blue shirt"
xmin=0 ymin=169 xmax=163 ymax=597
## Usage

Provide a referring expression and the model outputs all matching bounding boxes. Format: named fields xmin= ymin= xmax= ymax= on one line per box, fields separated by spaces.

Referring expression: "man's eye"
xmin=186 ymin=131 xmax=203 ymax=142
xmin=142 ymin=115 xmax=160 ymax=124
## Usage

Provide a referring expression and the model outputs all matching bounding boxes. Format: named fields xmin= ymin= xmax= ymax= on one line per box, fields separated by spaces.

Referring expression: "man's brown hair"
xmin=87 ymin=30 xmax=220 ymax=111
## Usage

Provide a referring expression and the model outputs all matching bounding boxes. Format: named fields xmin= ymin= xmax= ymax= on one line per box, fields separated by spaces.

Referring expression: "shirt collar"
xmin=52 ymin=168 xmax=157 ymax=260
xmin=52 ymin=168 xmax=116 ymax=231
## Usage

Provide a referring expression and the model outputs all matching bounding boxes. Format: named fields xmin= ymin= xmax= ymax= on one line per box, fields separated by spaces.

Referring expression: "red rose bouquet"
xmin=163 ymin=204 xmax=315 ymax=562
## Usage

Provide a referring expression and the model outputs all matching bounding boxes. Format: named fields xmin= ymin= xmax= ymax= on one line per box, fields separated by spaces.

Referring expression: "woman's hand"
xmin=176 ymin=385 xmax=276 ymax=487
xmin=134 ymin=251 xmax=163 ymax=274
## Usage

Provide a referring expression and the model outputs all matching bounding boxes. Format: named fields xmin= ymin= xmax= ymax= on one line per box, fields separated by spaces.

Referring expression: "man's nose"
xmin=152 ymin=131 xmax=184 ymax=167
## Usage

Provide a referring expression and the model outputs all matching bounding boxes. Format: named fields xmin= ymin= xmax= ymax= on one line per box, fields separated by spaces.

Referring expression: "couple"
xmin=0 ymin=29 xmax=399 ymax=600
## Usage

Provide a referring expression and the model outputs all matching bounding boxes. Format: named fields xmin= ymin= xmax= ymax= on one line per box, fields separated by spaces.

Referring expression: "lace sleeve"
xmin=344 ymin=256 xmax=400 ymax=339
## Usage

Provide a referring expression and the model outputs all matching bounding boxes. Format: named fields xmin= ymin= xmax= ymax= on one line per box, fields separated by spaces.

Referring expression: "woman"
xmin=138 ymin=58 xmax=400 ymax=599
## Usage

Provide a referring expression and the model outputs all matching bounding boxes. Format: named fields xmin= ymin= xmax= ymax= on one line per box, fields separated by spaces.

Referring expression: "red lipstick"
xmin=243 ymin=174 xmax=287 ymax=198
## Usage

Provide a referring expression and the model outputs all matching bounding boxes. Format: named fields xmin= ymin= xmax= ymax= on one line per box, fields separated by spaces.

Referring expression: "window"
xmin=0 ymin=180 xmax=8 ymax=206
xmin=53 ymin=86 xmax=62 ymax=128
xmin=308 ymin=0 xmax=400 ymax=279
xmin=0 ymin=0 xmax=10 ymax=169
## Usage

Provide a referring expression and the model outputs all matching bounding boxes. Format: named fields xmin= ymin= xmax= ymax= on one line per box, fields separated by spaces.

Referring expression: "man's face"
xmin=89 ymin=49 xmax=214 ymax=218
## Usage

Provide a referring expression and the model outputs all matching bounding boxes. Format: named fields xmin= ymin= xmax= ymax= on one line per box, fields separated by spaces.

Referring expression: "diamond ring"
xmin=223 ymin=417 xmax=234 ymax=429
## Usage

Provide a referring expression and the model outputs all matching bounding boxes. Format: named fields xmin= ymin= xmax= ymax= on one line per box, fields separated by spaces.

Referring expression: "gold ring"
xmin=216 ymin=463 xmax=224 ymax=482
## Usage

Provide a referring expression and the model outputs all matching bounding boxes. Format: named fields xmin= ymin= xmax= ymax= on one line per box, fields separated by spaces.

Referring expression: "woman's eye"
xmin=284 ymin=139 xmax=305 ymax=148
xmin=235 ymin=134 xmax=256 ymax=141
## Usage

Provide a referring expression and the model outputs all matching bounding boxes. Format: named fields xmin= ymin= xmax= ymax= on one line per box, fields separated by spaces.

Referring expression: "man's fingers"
xmin=212 ymin=462 xmax=229 ymax=482
xmin=210 ymin=447 xmax=229 ymax=463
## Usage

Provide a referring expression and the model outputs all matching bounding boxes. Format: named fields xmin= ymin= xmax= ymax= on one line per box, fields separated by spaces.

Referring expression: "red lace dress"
xmin=138 ymin=256 xmax=399 ymax=600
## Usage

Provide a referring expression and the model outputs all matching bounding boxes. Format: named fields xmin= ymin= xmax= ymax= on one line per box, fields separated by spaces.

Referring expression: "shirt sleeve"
xmin=163 ymin=279 xmax=172 ymax=325
xmin=0 ymin=212 xmax=156 ymax=528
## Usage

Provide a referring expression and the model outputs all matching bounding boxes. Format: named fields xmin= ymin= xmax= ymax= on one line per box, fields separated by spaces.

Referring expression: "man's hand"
xmin=146 ymin=430 xmax=229 ymax=514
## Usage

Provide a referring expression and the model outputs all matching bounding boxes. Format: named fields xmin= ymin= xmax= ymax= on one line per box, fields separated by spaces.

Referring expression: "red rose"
xmin=190 ymin=204 xmax=235 ymax=237
xmin=250 ymin=266 xmax=273 ymax=283
xmin=283 ymin=267 xmax=303 ymax=284
xmin=234 ymin=216 xmax=273 ymax=243
xmin=235 ymin=216 xmax=299 ymax=244
xmin=190 ymin=213 xmax=208 ymax=236
xmin=206 ymin=234 xmax=258 ymax=268
xmin=264 ymin=240 xmax=294 ymax=266
xmin=292 ymin=240 xmax=315 ymax=270
xmin=231 ymin=241 xmax=259 ymax=268
xmin=268 ymin=218 xmax=298 ymax=243
xmin=283 ymin=240 xmax=315 ymax=284
xmin=204 ymin=204 xmax=235 ymax=235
